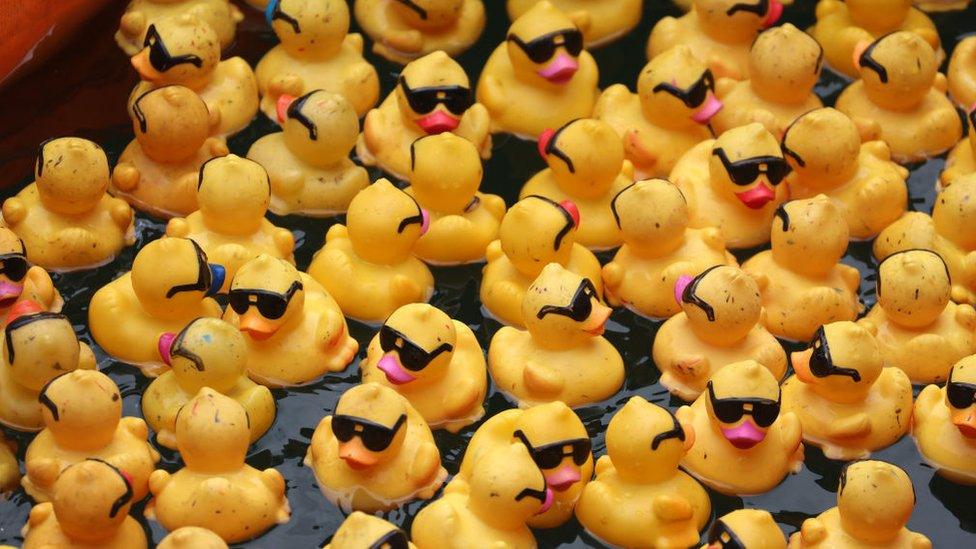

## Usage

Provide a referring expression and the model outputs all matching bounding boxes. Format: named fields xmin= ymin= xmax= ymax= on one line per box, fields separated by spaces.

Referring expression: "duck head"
xmin=198 ymin=155 xmax=272 ymax=235
xmin=347 ymin=179 xmax=428 ymax=265
xmin=933 ymin=175 xmax=976 ymax=251
xmin=267 ymin=0 xmax=348 ymax=57
xmin=876 ymin=249 xmax=950 ymax=328
xmin=676 ymin=265 xmax=762 ymax=346
xmin=467 ymin=442 xmax=553 ymax=529
xmin=607 ymin=396 xmax=694 ymax=483
xmin=946 ymin=356 xmax=976 ymax=439
xmin=846 ymin=0 xmax=912 ymax=33
xmin=130 ymin=14 xmax=219 ymax=87
xmin=638 ymin=45 xmax=723 ymax=127
xmin=706 ymin=509 xmax=785 ymax=549
xmin=0 ymin=229 xmax=30 ymax=308
xmin=538 ymin=119 xmax=624 ymax=199
xmin=329 ymin=512 xmax=414 ymax=549
xmin=130 ymin=237 xmax=223 ymax=319
xmin=693 ymin=0 xmax=781 ymax=43
xmin=280 ymin=90 xmax=359 ymax=168
xmin=376 ymin=303 xmax=456 ymax=386
xmin=131 ymin=85 xmax=212 ymax=163
xmin=408 ymin=133 xmax=483 ymax=214
xmin=836 ymin=460 xmax=916 ymax=545
xmin=708 ymin=123 xmax=789 ymax=210
xmin=749 ymin=24 xmax=822 ymax=105
xmin=792 ymin=321 xmax=881 ymax=404
xmin=229 ymin=255 xmax=305 ymax=341
xmin=771 ymin=196 xmax=849 ymax=277
xmin=34 ymin=137 xmax=109 ymax=215
xmin=52 ymin=460 xmax=134 ymax=544
xmin=4 ymin=305 xmax=85 ymax=392
xmin=523 ymin=263 xmax=610 ymax=349
xmin=500 ymin=196 xmax=579 ymax=278
xmin=780 ymin=108 xmax=861 ymax=188
xmin=856 ymin=32 xmax=937 ymax=111
xmin=512 ymin=401 xmax=592 ymax=494
xmin=506 ymin=1 xmax=585 ymax=86
xmin=611 ymin=179 xmax=688 ymax=255
xmin=175 ymin=388 xmax=250 ymax=472
xmin=158 ymin=527 xmax=229 ymax=549
xmin=390 ymin=0 xmax=464 ymax=31
xmin=158 ymin=317 xmax=248 ymax=393
xmin=39 ymin=370 xmax=121 ymax=451
xmin=705 ymin=361 xmax=781 ymax=450
xmin=332 ymin=383 xmax=410 ymax=471
xmin=396 ymin=51 xmax=474 ymax=135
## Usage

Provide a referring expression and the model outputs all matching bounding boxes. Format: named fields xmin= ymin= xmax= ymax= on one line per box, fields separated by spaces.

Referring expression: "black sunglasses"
xmin=858 ymin=34 xmax=891 ymax=84
xmin=143 ymin=24 xmax=203 ymax=73
xmin=681 ymin=265 xmax=721 ymax=322
xmin=394 ymin=0 xmax=428 ymax=20
xmin=514 ymin=429 xmax=591 ymax=469
xmin=708 ymin=519 xmax=746 ymax=549
xmin=84 ymin=459 xmax=134 ymax=518
xmin=969 ymin=108 xmax=975 ymax=130
xmin=266 ymin=0 xmax=300 ymax=33
xmin=947 ymin=367 xmax=976 ymax=409
xmin=166 ymin=240 xmax=214 ymax=298
xmin=712 ymin=148 xmax=791 ymax=186
xmin=515 ymin=479 xmax=549 ymax=504
xmin=5 ymin=312 xmax=68 ymax=365
xmin=369 ymin=528 xmax=410 ymax=549
xmin=779 ymin=114 xmax=808 ymax=168
xmin=287 ymin=91 xmax=318 ymax=140
xmin=707 ymin=380 xmax=781 ymax=428
xmin=652 ymin=69 xmax=715 ymax=109
xmin=525 ymin=195 xmax=575 ymax=251
xmin=726 ymin=0 xmax=769 ymax=16
xmin=809 ymin=327 xmax=862 ymax=382
xmin=229 ymin=280 xmax=303 ymax=320
xmin=542 ymin=120 xmax=579 ymax=173
xmin=536 ymin=279 xmax=598 ymax=321
xmin=397 ymin=194 xmax=426 ymax=234
xmin=379 ymin=325 xmax=453 ymax=372
xmin=168 ymin=319 xmax=207 ymax=371
xmin=0 ymin=252 xmax=28 ymax=282
xmin=398 ymin=76 xmax=473 ymax=116
xmin=773 ymin=202 xmax=792 ymax=232
xmin=508 ymin=29 xmax=583 ymax=64
xmin=652 ymin=410 xmax=687 ymax=450
xmin=333 ymin=414 xmax=407 ymax=452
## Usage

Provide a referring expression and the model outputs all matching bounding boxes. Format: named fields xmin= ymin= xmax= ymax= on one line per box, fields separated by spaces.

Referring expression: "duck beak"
xmin=131 ymin=49 xmax=163 ymax=83
xmin=764 ymin=0 xmax=783 ymax=27
xmin=0 ymin=281 xmax=23 ymax=307
xmin=239 ymin=309 xmax=279 ymax=341
xmin=537 ymin=53 xmax=578 ymax=84
xmin=377 ymin=353 xmax=417 ymax=385
xmin=545 ymin=464 xmax=582 ymax=492
xmin=419 ymin=208 xmax=430 ymax=236
xmin=158 ymin=332 xmax=177 ymax=365
xmin=691 ymin=94 xmax=723 ymax=124
xmin=951 ymin=408 xmax=976 ymax=439
xmin=276 ymin=94 xmax=295 ymax=123
xmin=338 ymin=438 xmax=380 ymax=470
xmin=721 ymin=419 xmax=767 ymax=449
xmin=582 ymin=301 xmax=612 ymax=336
xmin=792 ymin=350 xmax=815 ymax=384
xmin=673 ymin=275 xmax=694 ymax=306
xmin=416 ymin=110 xmax=460 ymax=134
xmin=735 ymin=181 xmax=775 ymax=209
xmin=535 ymin=486 xmax=555 ymax=515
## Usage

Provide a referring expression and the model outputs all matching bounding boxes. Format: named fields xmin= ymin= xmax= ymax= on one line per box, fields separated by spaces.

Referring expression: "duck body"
xmin=507 ymin=0 xmax=642 ymax=47
xmin=941 ymin=116 xmax=975 ymax=187
xmin=410 ymin=191 xmax=505 ymax=264
xmin=115 ymin=0 xmax=241 ymax=55
xmin=948 ymin=35 xmax=976 ymax=109
xmin=353 ymin=0 xmax=486 ymax=64
xmin=789 ymin=507 xmax=931 ymax=549
xmin=24 ymin=504 xmax=147 ymax=549
xmin=711 ymin=80 xmax=821 ymax=138
xmin=913 ymin=383 xmax=976 ymax=485
xmin=411 ymin=480 xmax=537 ymax=548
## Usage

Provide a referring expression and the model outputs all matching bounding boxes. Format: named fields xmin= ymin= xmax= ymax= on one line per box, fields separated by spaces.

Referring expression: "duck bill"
xmin=735 ymin=181 xmax=775 ymax=209
xmin=951 ymin=409 xmax=976 ymax=439
xmin=130 ymin=49 xmax=163 ymax=83
xmin=276 ymin=94 xmax=295 ymax=124
xmin=691 ymin=95 xmax=723 ymax=124
xmin=764 ymin=0 xmax=783 ymax=27
xmin=545 ymin=464 xmax=582 ymax=492
xmin=239 ymin=310 xmax=279 ymax=341
xmin=537 ymin=53 xmax=579 ymax=84
xmin=535 ymin=487 xmax=555 ymax=515
xmin=157 ymin=332 xmax=177 ymax=365
xmin=377 ymin=353 xmax=417 ymax=385
xmin=673 ymin=275 xmax=694 ymax=306
xmin=582 ymin=302 xmax=612 ymax=336
xmin=721 ymin=419 xmax=767 ymax=449
xmin=416 ymin=110 xmax=460 ymax=134
xmin=0 ymin=281 xmax=24 ymax=308
xmin=338 ymin=438 xmax=380 ymax=470
xmin=792 ymin=350 xmax=815 ymax=384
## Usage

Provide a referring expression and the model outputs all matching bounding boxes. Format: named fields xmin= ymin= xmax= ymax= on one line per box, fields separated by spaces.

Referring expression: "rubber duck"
xmin=227 ymin=255 xmax=357 ymax=386
xmin=788 ymin=460 xmax=932 ymax=548
xmin=859 ymin=249 xmax=976 ymax=384
xmin=143 ymin=317 xmax=276 ymax=449
xmin=810 ymin=0 xmax=942 ymax=79
xmin=158 ymin=527 xmax=228 ymax=549
xmin=941 ymin=107 xmax=976 ymax=187
xmin=481 ymin=195 xmax=602 ymax=327
xmin=782 ymin=107 xmax=909 ymax=240
xmin=576 ymin=396 xmax=710 ymax=548
xmin=307 ymin=180 xmax=434 ymax=323
xmin=0 ymin=303 xmax=96 ymax=432
xmin=88 ymin=237 xmax=224 ymax=377
xmin=913 ymin=355 xmax=976 ymax=485
xmin=669 ymin=122 xmax=790 ymax=249
xmin=411 ymin=442 xmax=549 ymax=548
xmin=112 ymin=85 xmax=228 ymax=219
xmin=782 ymin=321 xmax=913 ymax=460
xmin=457 ymin=401 xmax=593 ymax=529
xmin=353 ymin=0 xmax=486 ymax=64
xmin=948 ymin=36 xmax=976 ymax=109
xmin=2 ymin=138 xmax=135 ymax=271
xmin=361 ymin=303 xmax=486 ymax=432
xmin=246 ymin=90 xmax=369 ymax=216
xmin=115 ymin=0 xmax=242 ymax=55
xmin=357 ymin=51 xmax=492 ymax=181
xmin=519 ymin=118 xmax=632 ymax=250
xmin=327 ymin=512 xmax=416 ymax=549
xmin=489 ymin=263 xmax=621 ymax=407
xmin=305 ymin=383 xmax=447 ymax=513
xmin=647 ymin=0 xmax=782 ymax=81
xmin=23 ymin=370 xmax=160 ymax=503
xmin=476 ymin=1 xmax=600 ymax=138
xmin=0 ymin=227 xmax=61 ymax=322
xmin=22 ymin=460 xmax=147 ymax=549
xmin=145 ymin=388 xmax=291 ymax=543
xmin=742 ymin=196 xmax=862 ymax=342
xmin=654 ymin=265 xmax=787 ymax=401
xmin=602 ymin=179 xmax=736 ymax=319
xmin=704 ymin=509 xmax=787 ymax=549
xmin=710 ymin=24 xmax=824 ymax=138
xmin=405 ymin=133 xmax=506 ymax=264
xmin=165 ymin=155 xmax=295 ymax=291
xmin=128 ymin=14 xmax=259 ymax=136
xmin=835 ymin=32 xmax=962 ymax=164
xmin=0 ymin=433 xmax=17 ymax=493
xmin=593 ymin=45 xmax=718 ymax=180
xmin=507 ymin=0 xmax=641 ymax=48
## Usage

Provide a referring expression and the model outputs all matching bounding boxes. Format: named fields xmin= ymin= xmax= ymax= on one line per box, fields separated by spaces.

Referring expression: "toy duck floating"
xmin=358 ymin=51 xmax=492 ymax=181
xmin=913 ymin=355 xmax=976 ymax=485
xmin=116 ymin=0 xmax=242 ymax=55
xmin=158 ymin=527 xmax=228 ymax=549
xmin=835 ymin=32 xmax=962 ymax=164
xmin=705 ymin=509 xmax=787 ymax=549
xmin=225 ymin=255 xmax=357 ymax=386
xmin=305 ymin=383 xmax=447 ymax=513
xmin=477 ymin=1 xmax=599 ymax=138
xmin=941 ymin=109 xmax=976 ymax=187
xmin=112 ymin=85 xmax=228 ymax=219
xmin=519 ymin=118 xmax=632 ymax=250
xmin=2 ymin=138 xmax=134 ymax=272
xmin=489 ymin=263 xmax=623 ymax=407
xmin=354 ymin=0 xmax=486 ymax=64
xmin=128 ymin=14 xmax=258 ymax=136
xmin=948 ymin=36 xmax=976 ymax=109
xmin=576 ymin=397 xmax=710 ymax=548
xmin=0 ymin=228 xmax=61 ymax=322
xmin=594 ymin=45 xmax=718 ymax=180
xmin=146 ymin=389 xmax=291 ymax=543
xmin=88 ymin=237 xmax=223 ymax=377
xmin=669 ymin=122 xmax=790 ymax=249
xmin=327 ymin=512 xmax=416 ymax=549
xmin=859 ymin=249 xmax=976 ymax=384
xmin=507 ymin=0 xmax=642 ymax=48
xmin=783 ymin=107 xmax=908 ymax=240
xmin=143 ymin=317 xmax=276 ymax=449
xmin=602 ymin=179 xmax=736 ymax=320
xmin=654 ymin=265 xmax=786 ymax=401
xmin=405 ymin=133 xmax=506 ymax=264
xmin=246 ymin=90 xmax=369 ymax=217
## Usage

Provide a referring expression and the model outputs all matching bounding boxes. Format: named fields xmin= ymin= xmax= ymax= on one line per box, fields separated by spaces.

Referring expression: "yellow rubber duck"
xmin=411 ymin=442 xmax=550 ymax=549
xmin=941 ymin=109 xmax=975 ymax=187
xmin=788 ymin=460 xmax=932 ymax=549
xmin=112 ymin=85 xmax=228 ymax=219
xmin=0 ymin=433 xmax=17 ymax=494
xmin=23 ymin=370 xmax=160 ymax=503
xmin=519 ymin=118 xmax=632 ymax=250
xmin=2 ymin=138 xmax=135 ymax=272
xmin=116 ymin=0 xmax=242 ymax=55
xmin=405 ymin=133 xmax=506 ymax=264
xmin=575 ymin=396 xmax=710 ymax=548
xmin=915 ymin=0 xmax=972 ymax=10
xmin=703 ymin=509 xmax=787 ymax=549
xmin=782 ymin=107 xmax=909 ymax=240
xmin=810 ymin=0 xmax=942 ymax=79
xmin=477 ymin=1 xmax=599 ymax=138
xmin=836 ymin=32 xmax=962 ymax=164
xmin=507 ymin=0 xmax=641 ymax=48
xmin=357 ymin=51 xmax=492 ymax=181
xmin=602 ymin=179 xmax=736 ymax=319
xmin=653 ymin=265 xmax=787 ymax=401
xmin=710 ymin=24 xmax=824 ymax=138
xmin=22 ymin=459 xmax=148 ymax=549
xmin=326 ymin=512 xmax=416 ymax=549
xmin=305 ymin=383 xmax=448 ymax=513
xmin=158 ymin=527 xmax=228 ymax=549
xmin=948 ymin=36 xmax=976 ymax=109
xmin=489 ymin=263 xmax=622 ymax=407
xmin=743 ymin=196 xmax=862 ymax=342
xmin=144 ymin=317 xmax=276 ymax=449
xmin=647 ymin=0 xmax=782 ymax=81
xmin=669 ymin=122 xmax=790 ymax=249
xmin=128 ymin=14 xmax=259 ymax=136
xmin=165 ymin=155 xmax=295 ymax=292
xmin=0 ymin=303 xmax=96 ymax=432
xmin=859 ymin=249 xmax=976 ymax=384
xmin=457 ymin=401 xmax=593 ymax=529
xmin=782 ymin=321 xmax=913 ymax=460
xmin=361 ymin=303 xmax=486 ymax=432
xmin=481 ymin=195 xmax=602 ymax=327
xmin=247 ymin=90 xmax=369 ymax=216
xmin=354 ymin=0 xmax=486 ymax=64
xmin=307 ymin=179 xmax=434 ymax=324
xmin=225 ymin=255 xmax=357 ymax=386
xmin=913 ymin=355 xmax=976 ymax=485
xmin=594 ymin=45 xmax=718 ymax=179
xmin=0 ymin=227 xmax=61 ymax=323
xmin=145 ymin=388 xmax=291 ymax=543
xmin=88 ymin=237 xmax=224 ymax=377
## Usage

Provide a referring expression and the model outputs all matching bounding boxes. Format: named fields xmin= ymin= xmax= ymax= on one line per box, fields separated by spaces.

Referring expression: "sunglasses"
xmin=808 ymin=327 xmax=862 ymax=382
xmin=229 ymin=280 xmax=303 ymax=320
xmin=378 ymin=325 xmax=453 ymax=372
xmin=707 ymin=380 xmax=781 ymax=428
xmin=266 ymin=0 xmax=300 ymax=33
xmin=333 ymin=414 xmax=407 ymax=452
xmin=168 ymin=320 xmax=207 ymax=371
xmin=287 ymin=91 xmax=318 ymax=140
xmin=514 ymin=429 xmax=591 ymax=469
xmin=143 ymin=24 xmax=203 ymax=73
xmin=399 ymin=76 xmax=473 ymax=116
xmin=536 ymin=279 xmax=598 ymax=321
xmin=166 ymin=240 xmax=214 ymax=298
xmin=652 ymin=410 xmax=687 ymax=450
xmin=652 ymin=70 xmax=715 ymax=109
xmin=397 ymin=194 xmax=426 ymax=234
xmin=5 ymin=312 xmax=68 ymax=364
xmin=83 ymin=459 xmax=134 ymax=518
xmin=779 ymin=114 xmax=808 ymax=167
xmin=368 ymin=528 xmax=410 ymax=549
xmin=681 ymin=265 xmax=721 ymax=321
xmin=394 ymin=0 xmax=428 ymax=20
xmin=773 ymin=202 xmax=792 ymax=232
xmin=712 ymin=148 xmax=791 ymax=186
xmin=131 ymin=87 xmax=166 ymax=134
xmin=946 ymin=367 xmax=976 ymax=409
xmin=858 ymin=35 xmax=890 ymax=83
xmin=726 ymin=0 xmax=768 ymax=16
xmin=542 ymin=120 xmax=578 ymax=173
xmin=525 ymin=195 xmax=575 ymax=251
xmin=508 ymin=29 xmax=583 ymax=64
xmin=515 ymin=482 xmax=549 ymax=504
xmin=0 ymin=252 xmax=28 ymax=282
xmin=707 ymin=519 xmax=746 ymax=549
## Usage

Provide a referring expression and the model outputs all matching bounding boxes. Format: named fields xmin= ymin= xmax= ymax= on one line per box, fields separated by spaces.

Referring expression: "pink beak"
xmin=735 ymin=182 xmax=775 ymax=209
xmin=0 ymin=281 xmax=23 ymax=305
xmin=377 ymin=353 xmax=417 ymax=385
xmin=673 ymin=275 xmax=694 ymax=306
xmin=546 ymin=464 xmax=581 ymax=492
xmin=691 ymin=95 xmax=723 ymax=124
xmin=416 ymin=110 xmax=460 ymax=134
xmin=420 ymin=209 xmax=431 ymax=236
xmin=158 ymin=332 xmax=177 ymax=365
xmin=276 ymin=94 xmax=295 ymax=123
xmin=764 ymin=0 xmax=783 ymax=27
xmin=721 ymin=420 xmax=766 ymax=449
xmin=537 ymin=53 xmax=578 ymax=84
xmin=536 ymin=487 xmax=555 ymax=515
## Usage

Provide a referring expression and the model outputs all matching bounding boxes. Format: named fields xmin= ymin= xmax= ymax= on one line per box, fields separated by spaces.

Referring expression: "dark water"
xmin=0 ymin=1 xmax=975 ymax=547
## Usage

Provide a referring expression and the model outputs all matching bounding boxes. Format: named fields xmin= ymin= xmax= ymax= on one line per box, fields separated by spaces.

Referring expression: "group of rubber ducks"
xmin=0 ymin=0 xmax=974 ymax=547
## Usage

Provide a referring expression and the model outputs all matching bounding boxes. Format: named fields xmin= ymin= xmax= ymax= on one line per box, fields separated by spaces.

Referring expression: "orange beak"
xmin=131 ymin=49 xmax=163 ymax=83
xmin=582 ymin=302 xmax=612 ymax=336
xmin=792 ymin=349 xmax=815 ymax=384
xmin=239 ymin=309 xmax=278 ymax=341
xmin=851 ymin=40 xmax=872 ymax=73
xmin=338 ymin=438 xmax=380 ymax=470
xmin=951 ymin=408 xmax=976 ymax=439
